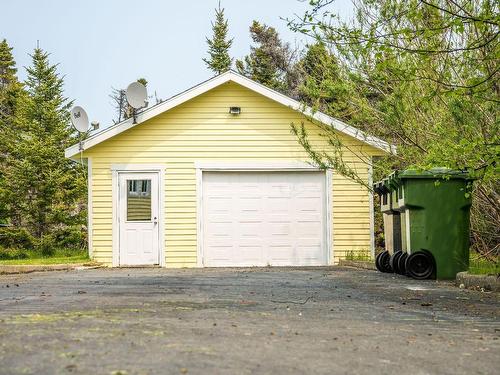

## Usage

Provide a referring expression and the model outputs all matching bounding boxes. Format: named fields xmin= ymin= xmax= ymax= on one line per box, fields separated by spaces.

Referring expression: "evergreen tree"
xmin=236 ymin=21 xmax=301 ymax=97
xmin=0 ymin=39 xmax=24 ymax=225
xmin=0 ymin=39 xmax=17 ymax=89
xmin=298 ymin=42 xmax=351 ymax=119
xmin=0 ymin=39 xmax=23 ymax=139
xmin=203 ymin=2 xmax=233 ymax=75
xmin=2 ymin=48 xmax=86 ymax=252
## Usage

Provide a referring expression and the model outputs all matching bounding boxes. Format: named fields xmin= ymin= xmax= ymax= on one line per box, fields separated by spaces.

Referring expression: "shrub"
xmin=0 ymin=247 xmax=29 ymax=260
xmin=0 ymin=227 xmax=35 ymax=250
xmin=53 ymin=226 xmax=86 ymax=250
xmin=38 ymin=234 xmax=56 ymax=257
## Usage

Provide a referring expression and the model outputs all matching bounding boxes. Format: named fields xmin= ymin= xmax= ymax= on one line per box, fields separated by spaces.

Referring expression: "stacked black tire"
xmin=375 ymin=250 xmax=435 ymax=280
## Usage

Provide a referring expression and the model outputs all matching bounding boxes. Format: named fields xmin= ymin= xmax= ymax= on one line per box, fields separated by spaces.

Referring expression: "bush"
xmin=0 ymin=227 xmax=35 ymax=250
xmin=0 ymin=247 xmax=30 ymax=260
xmin=52 ymin=226 xmax=87 ymax=250
xmin=38 ymin=234 xmax=55 ymax=257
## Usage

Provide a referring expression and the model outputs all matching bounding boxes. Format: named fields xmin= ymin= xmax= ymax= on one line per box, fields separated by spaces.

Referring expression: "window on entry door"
xmin=127 ymin=179 xmax=151 ymax=221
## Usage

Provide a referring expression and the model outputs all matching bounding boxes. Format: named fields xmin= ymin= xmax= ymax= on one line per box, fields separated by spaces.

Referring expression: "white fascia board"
xmin=65 ymin=71 xmax=395 ymax=158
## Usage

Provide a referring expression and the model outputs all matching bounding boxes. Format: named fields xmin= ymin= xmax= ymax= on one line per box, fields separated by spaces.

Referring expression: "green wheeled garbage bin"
xmin=396 ymin=168 xmax=474 ymax=280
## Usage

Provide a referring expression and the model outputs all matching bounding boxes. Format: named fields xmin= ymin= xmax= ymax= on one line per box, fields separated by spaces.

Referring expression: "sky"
xmin=2 ymin=0 xmax=353 ymax=127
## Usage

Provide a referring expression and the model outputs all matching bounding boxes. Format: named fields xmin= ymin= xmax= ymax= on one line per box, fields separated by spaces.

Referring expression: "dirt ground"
xmin=0 ymin=267 xmax=498 ymax=375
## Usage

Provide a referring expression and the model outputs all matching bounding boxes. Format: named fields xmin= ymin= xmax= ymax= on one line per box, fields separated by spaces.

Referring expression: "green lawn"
xmin=0 ymin=255 xmax=91 ymax=265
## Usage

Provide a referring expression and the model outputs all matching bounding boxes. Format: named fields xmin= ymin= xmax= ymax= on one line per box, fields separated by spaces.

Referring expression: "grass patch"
xmin=468 ymin=254 xmax=499 ymax=276
xmin=0 ymin=255 xmax=90 ymax=265
xmin=345 ymin=250 xmax=373 ymax=261
xmin=0 ymin=247 xmax=90 ymax=265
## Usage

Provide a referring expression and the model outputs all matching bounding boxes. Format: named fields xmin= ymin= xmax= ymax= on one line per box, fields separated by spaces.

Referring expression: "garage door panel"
xmin=268 ymin=245 xmax=294 ymax=264
xmin=297 ymin=215 xmax=322 ymax=223
xmin=268 ymin=215 xmax=292 ymax=224
xmin=296 ymin=196 xmax=323 ymax=209
xmin=268 ymin=187 xmax=292 ymax=198
xmin=267 ymin=197 xmax=292 ymax=212
xmin=268 ymin=223 xmax=291 ymax=236
xmin=205 ymin=222 xmax=232 ymax=236
xmin=238 ymin=245 xmax=264 ymax=264
xmin=239 ymin=222 xmax=263 ymax=237
xmin=206 ymin=198 xmax=232 ymax=213
xmin=239 ymin=198 xmax=263 ymax=210
xmin=295 ymin=222 xmax=322 ymax=237
xmin=206 ymin=245 xmax=234 ymax=262
xmin=202 ymin=171 xmax=327 ymax=267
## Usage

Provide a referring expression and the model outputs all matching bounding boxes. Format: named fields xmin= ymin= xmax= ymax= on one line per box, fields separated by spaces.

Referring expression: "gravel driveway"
xmin=0 ymin=267 xmax=498 ymax=375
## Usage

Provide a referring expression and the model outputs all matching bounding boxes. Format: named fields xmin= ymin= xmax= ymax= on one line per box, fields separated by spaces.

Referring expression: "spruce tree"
xmin=0 ymin=39 xmax=24 ymax=225
xmin=236 ymin=21 xmax=301 ymax=96
xmin=0 ymin=39 xmax=17 ymax=89
xmin=203 ymin=2 xmax=233 ymax=75
xmin=299 ymin=42 xmax=349 ymax=117
xmin=2 ymin=48 xmax=86 ymax=252
xmin=0 ymin=39 xmax=23 ymax=138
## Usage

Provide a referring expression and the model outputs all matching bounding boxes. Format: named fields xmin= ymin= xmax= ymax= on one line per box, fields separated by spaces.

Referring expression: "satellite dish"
xmin=70 ymin=106 xmax=89 ymax=133
xmin=126 ymin=82 xmax=147 ymax=109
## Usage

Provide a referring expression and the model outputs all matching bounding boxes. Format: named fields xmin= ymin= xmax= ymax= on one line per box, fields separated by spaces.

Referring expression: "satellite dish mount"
xmin=125 ymin=81 xmax=147 ymax=124
xmin=70 ymin=106 xmax=90 ymax=150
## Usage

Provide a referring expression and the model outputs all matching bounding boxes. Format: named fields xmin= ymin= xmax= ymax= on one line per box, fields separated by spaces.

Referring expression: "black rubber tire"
xmin=406 ymin=251 xmax=434 ymax=280
xmin=397 ymin=252 xmax=409 ymax=275
xmin=375 ymin=252 xmax=383 ymax=271
xmin=390 ymin=251 xmax=402 ymax=274
xmin=378 ymin=251 xmax=393 ymax=273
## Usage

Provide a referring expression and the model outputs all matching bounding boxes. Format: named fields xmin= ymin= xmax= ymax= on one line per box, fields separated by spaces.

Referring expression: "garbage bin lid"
xmin=387 ymin=172 xmax=402 ymax=188
xmin=398 ymin=168 xmax=471 ymax=180
xmin=373 ymin=181 xmax=383 ymax=194
xmin=373 ymin=181 xmax=390 ymax=194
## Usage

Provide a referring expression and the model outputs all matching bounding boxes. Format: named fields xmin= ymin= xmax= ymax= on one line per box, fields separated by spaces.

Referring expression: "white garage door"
xmin=202 ymin=171 xmax=328 ymax=267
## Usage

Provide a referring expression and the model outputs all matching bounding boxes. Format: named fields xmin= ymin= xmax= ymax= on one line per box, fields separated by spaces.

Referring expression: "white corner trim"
xmin=368 ymin=162 xmax=375 ymax=259
xmin=111 ymin=165 xmax=165 ymax=267
xmin=195 ymin=168 xmax=204 ymax=268
xmin=65 ymin=71 xmax=394 ymax=158
xmin=87 ymin=157 xmax=93 ymax=259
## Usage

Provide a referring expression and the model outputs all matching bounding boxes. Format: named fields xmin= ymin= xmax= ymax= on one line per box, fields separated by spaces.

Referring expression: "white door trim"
xmin=195 ymin=162 xmax=333 ymax=267
xmin=111 ymin=164 xmax=165 ymax=267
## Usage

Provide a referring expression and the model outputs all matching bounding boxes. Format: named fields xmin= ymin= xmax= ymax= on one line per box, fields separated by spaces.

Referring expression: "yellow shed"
xmin=65 ymin=71 xmax=391 ymax=268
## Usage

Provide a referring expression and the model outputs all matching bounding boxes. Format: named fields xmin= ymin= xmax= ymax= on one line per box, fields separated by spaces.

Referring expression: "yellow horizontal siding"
xmin=85 ymin=82 xmax=384 ymax=267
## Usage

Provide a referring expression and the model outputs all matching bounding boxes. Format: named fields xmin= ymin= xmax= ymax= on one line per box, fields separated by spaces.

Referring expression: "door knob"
xmin=153 ymin=216 xmax=158 ymax=224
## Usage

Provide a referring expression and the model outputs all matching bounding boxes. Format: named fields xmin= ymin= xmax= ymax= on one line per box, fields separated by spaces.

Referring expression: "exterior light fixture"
xmin=229 ymin=106 xmax=241 ymax=115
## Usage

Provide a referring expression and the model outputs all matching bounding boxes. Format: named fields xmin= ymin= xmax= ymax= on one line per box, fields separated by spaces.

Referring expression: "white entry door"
xmin=202 ymin=171 xmax=327 ymax=267
xmin=118 ymin=172 xmax=159 ymax=266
